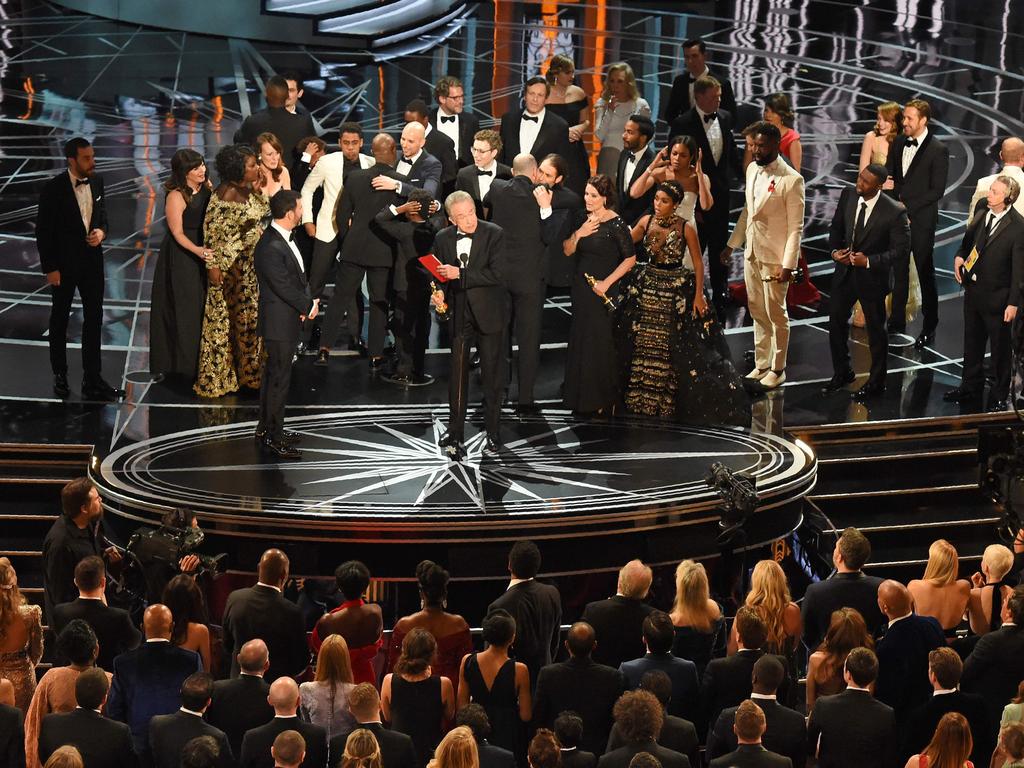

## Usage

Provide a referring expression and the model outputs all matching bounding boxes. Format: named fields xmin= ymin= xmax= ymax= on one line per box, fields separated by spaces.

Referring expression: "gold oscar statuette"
xmin=584 ymin=272 xmax=619 ymax=314
xmin=430 ymin=281 xmax=450 ymax=321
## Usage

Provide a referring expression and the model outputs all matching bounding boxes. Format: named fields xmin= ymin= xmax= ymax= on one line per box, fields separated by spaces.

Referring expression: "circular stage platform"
xmin=94 ymin=407 xmax=816 ymax=578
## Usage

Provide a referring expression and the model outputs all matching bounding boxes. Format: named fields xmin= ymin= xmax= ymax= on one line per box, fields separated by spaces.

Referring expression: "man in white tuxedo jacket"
xmin=723 ymin=122 xmax=804 ymax=389
xmin=967 ymin=136 xmax=1024 ymax=223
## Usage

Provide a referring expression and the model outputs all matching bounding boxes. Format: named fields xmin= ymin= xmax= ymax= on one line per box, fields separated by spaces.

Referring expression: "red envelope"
xmin=418 ymin=254 xmax=448 ymax=282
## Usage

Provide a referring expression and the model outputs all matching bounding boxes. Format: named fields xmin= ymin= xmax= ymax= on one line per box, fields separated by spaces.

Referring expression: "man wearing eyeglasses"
xmin=456 ymin=130 xmax=513 ymax=219
xmin=430 ymin=76 xmax=480 ymax=169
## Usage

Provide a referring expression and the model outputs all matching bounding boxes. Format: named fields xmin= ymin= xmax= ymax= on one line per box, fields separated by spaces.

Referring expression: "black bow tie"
xmin=626 ymin=152 xmax=639 ymax=164
xmin=703 ymin=112 xmax=718 ymax=124
xmin=457 ymin=232 xmax=474 ymax=240
xmin=440 ymin=115 xmax=456 ymax=124
xmin=476 ymin=169 xmax=492 ymax=177
xmin=906 ymin=137 xmax=919 ymax=147
xmin=522 ymin=114 xmax=539 ymax=123
xmin=288 ymin=231 xmax=296 ymax=242
xmin=74 ymin=178 xmax=89 ymax=187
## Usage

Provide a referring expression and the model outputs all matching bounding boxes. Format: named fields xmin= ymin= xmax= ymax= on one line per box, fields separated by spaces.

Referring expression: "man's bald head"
xmin=511 ymin=153 xmax=538 ymax=177
xmin=371 ymin=133 xmax=397 ymax=166
xmin=0 ymin=678 xmax=14 ymax=707
xmin=238 ymin=639 xmax=269 ymax=676
xmin=268 ymin=676 xmax=300 ymax=715
xmin=257 ymin=549 xmax=289 ymax=587
xmin=618 ymin=559 xmax=653 ymax=600
xmin=400 ymin=122 xmax=426 ymax=159
xmin=565 ymin=621 xmax=596 ymax=658
xmin=143 ymin=604 xmax=173 ymax=640
xmin=1002 ymin=137 xmax=1024 ymax=165
xmin=877 ymin=579 xmax=912 ymax=619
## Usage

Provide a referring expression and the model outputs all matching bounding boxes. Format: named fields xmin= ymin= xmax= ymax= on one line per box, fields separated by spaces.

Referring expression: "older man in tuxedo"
xmin=581 ymin=559 xmax=655 ymax=670
xmin=617 ymin=115 xmax=657 ymax=226
xmin=206 ymin=640 xmax=274 ymax=759
xmin=824 ymin=164 xmax=910 ymax=401
xmin=967 ymin=137 xmax=1024 ymax=222
xmin=457 ymin=129 xmax=512 ymax=219
xmin=499 ymin=77 xmax=569 ymax=165
xmin=662 ymin=38 xmax=737 ymax=125
xmin=722 ymin=122 xmax=804 ymax=390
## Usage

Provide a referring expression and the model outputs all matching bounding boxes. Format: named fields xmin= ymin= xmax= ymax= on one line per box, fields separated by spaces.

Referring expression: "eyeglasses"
xmin=470 ymin=146 xmax=496 ymax=154
xmin=443 ymin=94 xmax=465 ymax=101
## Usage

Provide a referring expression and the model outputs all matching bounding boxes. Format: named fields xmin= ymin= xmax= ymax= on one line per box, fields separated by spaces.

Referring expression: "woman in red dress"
xmin=311 ymin=561 xmax=383 ymax=685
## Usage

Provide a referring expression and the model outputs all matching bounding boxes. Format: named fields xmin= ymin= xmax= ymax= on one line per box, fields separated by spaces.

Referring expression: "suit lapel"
xmin=471 ymin=172 xmax=482 ymax=200
xmin=985 ymin=211 xmax=1013 ymax=248
xmin=903 ymin=132 xmax=932 ymax=180
xmin=752 ymin=166 xmax=778 ymax=218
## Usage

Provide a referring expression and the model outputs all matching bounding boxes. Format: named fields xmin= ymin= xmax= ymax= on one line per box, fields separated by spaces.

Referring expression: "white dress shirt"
xmin=70 ymin=171 xmax=92 ymax=232
xmin=396 ymin=150 xmax=422 ymax=178
xmin=697 ymin=105 xmax=723 ymax=164
xmin=437 ymin=110 xmax=460 ymax=157
xmin=902 ymin=128 xmax=928 ymax=175
xmin=984 ymin=206 xmax=1011 ymax=235
xmin=271 ymin=222 xmax=305 ymax=274
xmin=455 ymin=232 xmax=473 ymax=267
xmin=622 ymin=151 xmax=640 ymax=195
xmin=519 ymin=108 xmax=545 ymax=156
xmin=476 ymin=161 xmax=498 ymax=200
xmin=752 ymin=159 xmax=782 ymax=208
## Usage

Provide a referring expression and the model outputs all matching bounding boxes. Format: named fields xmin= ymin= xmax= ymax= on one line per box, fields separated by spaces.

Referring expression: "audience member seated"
xmin=181 ymin=735 xmax=222 ymax=768
xmin=875 ymin=580 xmax=945 ymax=721
xmin=339 ymin=728 xmax=382 ymax=768
xmin=708 ymin=700 xmax=792 ymax=768
xmin=805 ymin=607 xmax=873 ymax=711
xmin=107 ymin=604 xmax=202 ymax=761
xmin=993 ymin=721 xmax=1024 ymax=768
xmin=961 ymin=585 xmax=1024 ymax=746
xmin=620 ymin=611 xmax=699 ymax=723
xmin=149 ymin=672 xmax=232 ymax=768
xmin=37 ymin=668 xmax=135 ymax=768
xmin=597 ymin=690 xmax=690 ymax=768
xmin=330 ymin=683 xmax=418 ymax=768
xmin=908 ymin=540 xmax=972 ymax=637
xmin=486 ymin=541 xmax=562 ymax=690
xmin=731 ymin=561 xmax=801 ymax=662
xmin=43 ymin=746 xmax=84 ymax=768
xmin=273 ymin=730 xmax=308 ymax=768
xmin=669 ymin=560 xmax=725 ymax=677
xmin=458 ymin=610 xmax=531 ymax=758
xmin=387 ymin=561 xmax=471 ymax=697
xmin=581 ymin=560 xmax=655 ymax=670
xmin=163 ymin=574 xmax=212 ymax=672
xmin=312 ymin=561 xmax=383 ymax=685
xmin=222 ymin=549 xmax=309 ymax=683
xmin=801 ymin=528 xmax=886 ymax=651
xmin=428 ymin=726 xmax=478 ymax=768
xmin=383 ymin=628 xmax=456 ymax=766
xmin=707 ymin=656 xmax=805 ymax=768
xmin=607 ymin=672 xmax=697 ymax=766
xmin=206 ymin=639 xmax=275 ymax=759
xmin=25 ymin=620 xmax=111 ymax=768
xmin=457 ymin=704 xmax=515 ymax=768
xmin=301 ymin=635 xmax=356 ymax=744
xmin=0 ymin=677 xmax=25 ymax=768
xmin=967 ymin=544 xmax=1015 ymax=637
xmin=240 ymin=676 xmax=327 ymax=768
xmin=533 ymin=622 xmax=624 ymax=755
xmin=903 ymin=712 xmax=974 ymax=768
xmin=51 ymin=556 xmax=140 ymax=671
xmin=554 ymin=711 xmax=597 ymax=768
xmin=1002 ymin=681 xmax=1024 ymax=730
xmin=529 ymin=729 xmax=561 ymax=768
xmin=904 ymin=648 xmax=990 ymax=768
xmin=0 ymin=557 xmax=43 ymax=712
xmin=626 ymin=754 xmax=660 ymax=768
xmin=807 ymin=647 xmax=895 ymax=768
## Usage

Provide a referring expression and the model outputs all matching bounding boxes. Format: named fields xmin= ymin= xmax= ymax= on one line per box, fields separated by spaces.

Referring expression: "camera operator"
xmin=126 ymin=508 xmax=223 ymax=605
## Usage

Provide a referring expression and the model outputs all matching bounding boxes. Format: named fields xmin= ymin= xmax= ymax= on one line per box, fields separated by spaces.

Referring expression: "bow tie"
xmin=906 ymin=137 xmax=919 ymax=147
xmin=457 ymin=232 xmax=474 ymax=240
xmin=476 ymin=169 xmax=492 ymax=177
xmin=74 ymin=178 xmax=90 ymax=187
xmin=288 ymin=231 xmax=296 ymax=242
xmin=703 ymin=112 xmax=718 ymax=124
xmin=625 ymin=153 xmax=639 ymax=164
xmin=440 ymin=115 xmax=456 ymax=124
xmin=521 ymin=114 xmax=539 ymax=123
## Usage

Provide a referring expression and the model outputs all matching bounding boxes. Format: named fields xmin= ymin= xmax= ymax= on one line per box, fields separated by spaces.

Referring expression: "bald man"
xmin=106 ymin=604 xmax=202 ymax=759
xmin=371 ymin=122 xmax=443 ymax=200
xmin=532 ymin=621 xmax=626 ymax=754
xmin=222 ymin=550 xmax=308 ymax=682
xmin=968 ymin=137 xmax=1024 ymax=222
xmin=207 ymin=639 xmax=275 ymax=757
xmin=874 ymin=580 xmax=945 ymax=722
xmin=582 ymin=559 xmax=656 ymax=668
xmin=0 ymin=678 xmax=23 ymax=768
xmin=239 ymin=678 xmax=327 ymax=768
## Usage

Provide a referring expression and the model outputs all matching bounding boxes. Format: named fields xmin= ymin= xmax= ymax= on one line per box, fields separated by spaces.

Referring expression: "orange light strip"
xmin=18 ymin=77 xmax=35 ymax=120
xmin=588 ymin=0 xmax=606 ymax=173
xmin=211 ymin=96 xmax=224 ymax=133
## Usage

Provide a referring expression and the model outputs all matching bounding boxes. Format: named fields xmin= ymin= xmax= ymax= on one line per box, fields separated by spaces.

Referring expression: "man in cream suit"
xmin=967 ymin=136 xmax=1024 ymax=224
xmin=721 ymin=122 xmax=804 ymax=390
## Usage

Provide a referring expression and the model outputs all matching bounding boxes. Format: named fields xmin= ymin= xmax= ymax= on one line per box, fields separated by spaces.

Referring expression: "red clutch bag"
xmin=418 ymin=254 xmax=447 ymax=282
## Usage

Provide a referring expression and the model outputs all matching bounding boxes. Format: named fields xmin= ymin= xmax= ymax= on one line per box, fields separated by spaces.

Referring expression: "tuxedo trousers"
xmin=697 ymin=203 xmax=731 ymax=311
xmin=744 ymin=256 xmax=790 ymax=371
xmin=322 ymin=262 xmax=389 ymax=355
xmin=962 ymin=288 xmax=1012 ymax=401
xmin=258 ymin=339 xmax=294 ymax=439
xmin=306 ymin=236 xmax=339 ymax=300
xmin=448 ymin=298 xmax=504 ymax=438
xmin=504 ymin=271 xmax=546 ymax=404
xmin=392 ymin=268 xmax=431 ymax=376
xmin=828 ymin=276 xmax=888 ymax=386
xmin=49 ymin=262 xmax=104 ymax=380
xmin=891 ymin=209 xmax=939 ymax=332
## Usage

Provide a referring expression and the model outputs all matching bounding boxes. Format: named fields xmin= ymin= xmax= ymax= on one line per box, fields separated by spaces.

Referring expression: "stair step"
xmin=810 ymin=483 xmax=979 ymax=501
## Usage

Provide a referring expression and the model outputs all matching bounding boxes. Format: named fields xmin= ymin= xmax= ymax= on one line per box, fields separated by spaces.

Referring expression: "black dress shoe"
xmin=438 ymin=431 xmax=462 ymax=448
xmin=943 ymin=386 xmax=980 ymax=403
xmin=484 ymin=434 xmax=502 ymax=454
xmin=314 ymin=349 xmax=330 ymax=367
xmin=852 ymin=383 xmax=885 ymax=402
xmin=437 ymin=431 xmax=464 ymax=459
xmin=368 ymin=356 xmax=389 ymax=372
xmin=349 ymin=337 xmax=369 ymax=357
xmin=53 ymin=373 xmax=70 ymax=398
xmin=988 ymin=400 xmax=1009 ymax=413
xmin=914 ymin=330 xmax=936 ymax=350
xmin=821 ymin=369 xmax=855 ymax=395
xmin=470 ymin=350 xmax=481 ymax=369
xmin=516 ymin=402 xmax=541 ymax=417
xmin=82 ymin=378 xmax=125 ymax=401
xmin=261 ymin=437 xmax=301 ymax=460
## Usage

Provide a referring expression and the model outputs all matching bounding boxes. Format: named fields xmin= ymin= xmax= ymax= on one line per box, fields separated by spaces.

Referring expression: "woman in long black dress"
xmin=563 ymin=175 xmax=636 ymax=415
xmin=149 ymin=149 xmax=212 ymax=381
xmin=544 ymin=54 xmax=591 ymax=196
xmin=619 ymin=180 xmax=749 ymax=426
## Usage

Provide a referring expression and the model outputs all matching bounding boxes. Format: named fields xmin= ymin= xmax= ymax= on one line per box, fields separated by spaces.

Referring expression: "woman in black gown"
xmin=619 ymin=180 xmax=749 ymax=426
xmin=563 ymin=175 xmax=636 ymax=415
xmin=544 ymin=54 xmax=591 ymax=196
xmin=150 ymin=148 xmax=212 ymax=381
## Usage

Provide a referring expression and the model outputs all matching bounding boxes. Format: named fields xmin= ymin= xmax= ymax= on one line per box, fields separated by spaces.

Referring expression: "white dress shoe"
xmin=745 ymin=368 xmax=769 ymax=380
xmin=760 ymin=370 xmax=786 ymax=389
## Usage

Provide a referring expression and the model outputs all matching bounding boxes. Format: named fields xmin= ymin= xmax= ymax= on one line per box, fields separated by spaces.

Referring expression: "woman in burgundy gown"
xmin=311 ymin=561 xmax=383 ymax=685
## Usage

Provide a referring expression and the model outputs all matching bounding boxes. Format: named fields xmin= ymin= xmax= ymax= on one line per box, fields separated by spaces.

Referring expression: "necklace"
xmin=654 ymin=213 xmax=678 ymax=227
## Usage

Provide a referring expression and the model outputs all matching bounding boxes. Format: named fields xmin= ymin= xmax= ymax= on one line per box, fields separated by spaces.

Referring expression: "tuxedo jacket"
xmin=397 ymin=151 xmax=443 ymax=200
xmin=596 ymin=739 xmax=690 ymax=768
xmin=701 ymin=650 xmax=792 ymax=734
xmin=499 ymin=108 xmax=570 ymax=165
xmin=620 ymin=653 xmax=699 ymax=722
xmin=727 ymin=158 xmax=804 ymax=269
xmin=254 ymin=227 xmax=313 ymax=344
xmin=431 ymin=108 xmax=481 ymax=167
xmin=36 ymin=172 xmax=109 ymax=274
xmin=807 ymin=689 xmax=895 ymax=768
xmin=885 ymin=132 xmax=949 ymax=221
xmin=149 ymin=710 xmax=233 ymax=768
xmin=424 ymin=127 xmax=458 ymax=187
xmin=873 ymin=614 xmax=945 ymax=719
xmin=708 ymin=699 xmax=806 ymax=768
xmin=709 ymin=744 xmax=791 ymax=768
xmin=300 ymin=151 xmax=374 ymax=243
xmin=533 ymin=656 xmax=626 ymax=754
xmin=827 ymin=188 xmax=910 ymax=297
xmin=670 ymin=107 xmax=739 ymax=221
xmin=38 ymin=708 xmax=137 ymax=768
xmin=434 ymin=221 xmax=508 ymax=335
xmin=903 ymin=691 xmax=992 ymax=768
xmin=961 ymin=623 xmax=1024 ymax=733
xmin=560 ymin=749 xmax=597 ymax=768
xmin=800 ymin=572 xmax=886 ymax=652
xmin=240 ymin=716 xmax=327 ymax=768
xmin=234 ymin=106 xmax=317 ymax=162
xmin=373 ymin=207 xmax=447 ymax=292
xmin=616 ymin=145 xmax=657 ymax=226
xmin=329 ymin=722 xmax=418 ymax=768
xmin=956 ymin=201 xmax=1024 ymax=313
xmin=206 ymin=674 xmax=275 ymax=759
xmin=486 ymin=579 xmax=563 ymax=680
xmin=580 ymin=594 xmax=655 ymax=670
xmin=457 ymin=163 xmax=513 ymax=218
xmin=606 ymin=715 xmax=698 ymax=766
xmin=484 ymin=175 xmax=559 ymax=275
xmin=221 ymin=584 xmax=309 ymax=682
xmin=662 ymin=68 xmax=738 ymax=124
xmin=336 ymin=164 xmax=402 ymax=269
xmin=0 ymin=704 xmax=24 ymax=768
xmin=51 ymin=596 xmax=141 ymax=671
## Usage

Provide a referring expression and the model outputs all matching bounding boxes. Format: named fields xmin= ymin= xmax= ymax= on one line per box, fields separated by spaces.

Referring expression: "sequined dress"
xmin=0 ymin=604 xmax=43 ymax=712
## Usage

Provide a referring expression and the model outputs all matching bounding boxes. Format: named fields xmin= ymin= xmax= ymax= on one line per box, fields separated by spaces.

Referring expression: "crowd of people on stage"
xmin=7 ymin=476 xmax=1024 ymax=768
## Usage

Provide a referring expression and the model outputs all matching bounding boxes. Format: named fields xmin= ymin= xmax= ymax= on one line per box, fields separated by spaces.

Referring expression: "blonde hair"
xmin=342 ymin=729 xmax=382 ymax=768
xmin=923 ymin=539 xmax=959 ymax=586
xmin=0 ymin=558 xmax=26 ymax=642
xmin=744 ymin=560 xmax=792 ymax=652
xmin=601 ymin=62 xmax=639 ymax=102
xmin=875 ymin=102 xmax=902 ymax=144
xmin=44 ymin=746 xmax=83 ymax=768
xmin=672 ymin=560 xmax=715 ymax=632
xmin=983 ymin=544 xmax=1014 ymax=581
xmin=315 ymin=634 xmax=354 ymax=685
xmin=428 ymin=726 xmax=479 ymax=768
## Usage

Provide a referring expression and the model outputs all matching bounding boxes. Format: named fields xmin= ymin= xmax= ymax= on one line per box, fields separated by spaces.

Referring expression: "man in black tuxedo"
xmin=606 ymin=671 xmax=698 ymax=765
xmin=662 ymin=38 xmax=738 ymax=125
xmin=52 ymin=555 xmax=140 ymax=670
xmin=707 ymin=656 xmax=806 ymax=768
xmin=671 ymin=76 xmax=739 ymax=313
xmin=597 ymin=690 xmax=691 ymax=768
xmin=499 ymin=77 xmax=570 ymax=166
xmin=944 ymin=176 xmax=1024 ymax=410
xmin=620 ymin=611 xmax=699 ymax=723
xmin=485 ymin=540 xmax=562 ymax=689
xmin=823 ymin=163 xmax=911 ymax=401
xmin=904 ymin=647 xmax=992 ymax=768
xmin=885 ymin=98 xmax=949 ymax=346
xmin=431 ymin=190 xmax=509 ymax=456
xmin=962 ymin=586 xmax=1024 ymax=741
xmin=538 ymin=154 xmax=584 ymax=289
xmin=329 ymin=684 xmax=418 ymax=768
xmin=484 ymin=154 xmax=556 ymax=413
xmin=807 ymin=648 xmax=896 ymax=768
xmin=533 ymin=622 xmax=626 ymax=755
xmin=240 ymin=677 xmax=327 ymax=768
xmin=709 ymin=700 xmax=792 ymax=768
xmin=0 ymin=679 xmax=24 ymax=768
xmin=432 ymin=76 xmax=481 ymax=169
xmin=38 ymin=668 xmax=137 ymax=768
xmin=580 ymin=559 xmax=655 ymax=669
xmin=253 ymin=190 xmax=318 ymax=460
xmin=379 ymin=121 xmax=444 ymax=199
xmin=150 ymin=672 xmax=233 ymax=768
xmin=456 ymin=129 xmax=512 ymax=219
xmin=406 ymin=98 xmax=458 ymax=198
xmin=616 ymin=115 xmax=657 ymax=226
xmin=37 ymin=137 xmax=123 ymax=400
xmin=554 ymin=712 xmax=598 ymax=768
xmin=221 ymin=549 xmax=309 ymax=682
xmin=234 ymin=76 xmax=317 ymax=163
xmin=801 ymin=527 xmax=886 ymax=651
xmin=207 ymin=639 xmax=275 ymax=759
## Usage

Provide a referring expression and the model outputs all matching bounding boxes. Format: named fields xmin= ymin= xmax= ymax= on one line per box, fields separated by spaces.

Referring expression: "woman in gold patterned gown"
xmin=0 ymin=557 xmax=43 ymax=712
xmin=618 ymin=180 xmax=749 ymax=426
xmin=194 ymin=144 xmax=269 ymax=398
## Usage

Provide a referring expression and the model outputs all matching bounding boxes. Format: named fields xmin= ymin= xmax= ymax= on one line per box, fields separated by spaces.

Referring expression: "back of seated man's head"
xmin=734 ymin=607 xmax=768 ymax=651
xmin=143 ymin=603 xmax=173 ymax=640
xmin=877 ymin=580 xmax=912 ymax=619
xmin=565 ymin=622 xmax=596 ymax=658
xmin=258 ymin=549 xmax=290 ymax=587
xmin=733 ymin=699 xmax=766 ymax=743
xmin=844 ymin=646 xmax=879 ymax=688
xmin=642 ymin=610 xmax=675 ymax=655
xmin=181 ymin=672 xmax=214 ymax=712
xmin=58 ymin=619 xmax=98 ymax=667
xmin=837 ymin=527 xmax=871 ymax=571
xmin=628 ymin=753 xmax=662 ymax=768
xmin=181 ymin=735 xmax=220 ymax=768
xmin=348 ymin=682 xmax=381 ymax=723
xmin=751 ymin=654 xmax=785 ymax=695
xmin=239 ymin=638 xmax=270 ymax=675
xmin=74 ymin=556 xmax=105 ymax=594
xmin=75 ymin=667 xmax=109 ymax=711
xmin=618 ymin=559 xmax=653 ymax=600
xmin=1002 ymin=722 xmax=1024 ymax=762
xmin=613 ymin=690 xmax=663 ymax=744
xmin=268 ymin=677 xmax=301 ymax=716
xmin=1008 ymin=586 xmax=1024 ymax=625
xmin=638 ymin=670 xmax=673 ymax=710
xmin=272 ymin=730 xmax=306 ymax=768
xmin=929 ymin=647 xmax=963 ymax=690
xmin=553 ymin=710 xmax=583 ymax=749
xmin=455 ymin=703 xmax=491 ymax=743
xmin=508 ymin=540 xmax=541 ymax=579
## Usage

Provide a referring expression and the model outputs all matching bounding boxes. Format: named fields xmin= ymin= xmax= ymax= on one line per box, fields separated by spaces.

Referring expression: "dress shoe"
xmin=988 ymin=399 xmax=1009 ymax=413
xmin=348 ymin=337 xmax=369 ymax=357
xmin=437 ymin=431 xmax=464 ymax=460
xmin=914 ymin=330 xmax=936 ymax=350
xmin=368 ymin=356 xmax=389 ymax=372
xmin=745 ymin=368 xmax=769 ymax=380
xmin=821 ymin=369 xmax=855 ymax=394
xmin=53 ymin=373 xmax=70 ymax=398
xmin=82 ymin=378 xmax=125 ymax=401
xmin=943 ymin=386 xmax=980 ymax=403
xmin=852 ymin=382 xmax=885 ymax=402
xmin=516 ymin=402 xmax=541 ymax=417
xmin=484 ymin=434 xmax=502 ymax=454
xmin=314 ymin=349 xmax=330 ymax=367
xmin=255 ymin=429 xmax=301 ymax=445
xmin=760 ymin=370 xmax=786 ymax=389
xmin=261 ymin=437 xmax=301 ymax=460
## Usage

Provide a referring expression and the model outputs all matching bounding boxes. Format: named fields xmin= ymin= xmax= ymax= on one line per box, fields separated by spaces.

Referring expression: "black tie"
xmin=288 ymin=231 xmax=296 ymax=242
xmin=853 ymin=201 xmax=867 ymax=248
xmin=74 ymin=178 xmax=89 ymax=187
xmin=522 ymin=114 xmax=539 ymax=123
xmin=988 ymin=213 xmax=998 ymax=234
xmin=457 ymin=232 xmax=474 ymax=240
xmin=906 ymin=137 xmax=918 ymax=147
xmin=476 ymin=169 xmax=493 ymax=177
xmin=440 ymin=115 xmax=456 ymax=124
xmin=703 ymin=112 xmax=718 ymax=124
xmin=626 ymin=153 xmax=638 ymax=164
